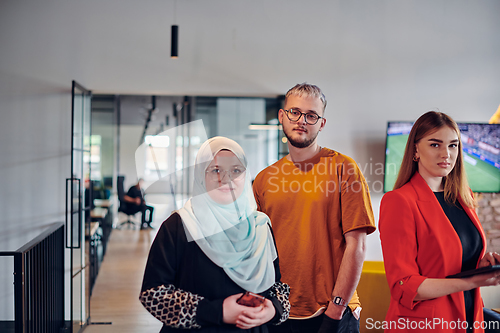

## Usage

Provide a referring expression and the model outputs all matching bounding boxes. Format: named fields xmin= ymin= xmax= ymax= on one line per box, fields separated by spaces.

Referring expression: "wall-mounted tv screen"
xmin=384 ymin=122 xmax=500 ymax=193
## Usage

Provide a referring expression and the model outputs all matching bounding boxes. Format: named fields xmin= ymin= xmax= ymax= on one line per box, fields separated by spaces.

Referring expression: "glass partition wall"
xmin=77 ymin=92 xmax=284 ymax=329
xmin=113 ymin=95 xmax=285 ymax=211
xmin=68 ymin=81 xmax=92 ymax=332
xmin=195 ymin=96 xmax=287 ymax=179
xmin=90 ymin=96 xmax=117 ymax=201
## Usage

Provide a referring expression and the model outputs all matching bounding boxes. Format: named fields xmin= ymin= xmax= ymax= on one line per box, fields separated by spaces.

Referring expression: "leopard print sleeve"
xmin=267 ymin=281 xmax=291 ymax=325
xmin=140 ymin=284 xmax=204 ymax=329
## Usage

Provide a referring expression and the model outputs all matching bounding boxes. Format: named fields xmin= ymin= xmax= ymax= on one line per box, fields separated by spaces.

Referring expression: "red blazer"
xmin=379 ymin=172 xmax=486 ymax=333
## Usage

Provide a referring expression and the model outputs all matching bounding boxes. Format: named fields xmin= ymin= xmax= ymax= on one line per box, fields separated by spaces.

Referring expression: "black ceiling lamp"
xmin=171 ymin=25 xmax=178 ymax=58
xmin=171 ymin=0 xmax=178 ymax=58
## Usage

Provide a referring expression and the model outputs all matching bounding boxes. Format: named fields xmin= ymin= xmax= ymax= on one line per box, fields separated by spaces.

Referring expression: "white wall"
xmin=216 ymin=98 xmax=267 ymax=180
xmin=0 ymin=73 xmax=72 ymax=318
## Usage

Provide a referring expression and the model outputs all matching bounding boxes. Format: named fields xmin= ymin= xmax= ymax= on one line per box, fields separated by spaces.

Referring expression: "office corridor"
xmin=85 ymin=228 xmax=162 ymax=332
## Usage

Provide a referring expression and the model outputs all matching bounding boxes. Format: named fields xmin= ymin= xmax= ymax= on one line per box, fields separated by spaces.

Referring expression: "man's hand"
xmin=326 ymin=229 xmax=367 ymax=319
xmin=318 ymin=313 xmax=340 ymax=333
xmin=324 ymin=301 xmax=344 ymax=320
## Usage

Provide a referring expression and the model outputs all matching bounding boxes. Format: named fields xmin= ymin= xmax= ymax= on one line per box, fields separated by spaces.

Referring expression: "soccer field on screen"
xmin=384 ymin=134 xmax=500 ymax=192
xmin=384 ymin=134 xmax=408 ymax=192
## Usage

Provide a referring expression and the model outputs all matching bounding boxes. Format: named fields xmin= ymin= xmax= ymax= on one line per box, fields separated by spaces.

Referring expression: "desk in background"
xmin=84 ymin=201 xmax=114 ymax=295
xmin=87 ymin=222 xmax=101 ymax=294
xmin=91 ymin=200 xmax=113 ymax=256
xmin=93 ymin=199 xmax=111 ymax=208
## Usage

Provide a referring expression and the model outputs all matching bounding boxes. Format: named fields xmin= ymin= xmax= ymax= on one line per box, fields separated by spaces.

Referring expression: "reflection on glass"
xmin=71 ymin=82 xmax=91 ymax=331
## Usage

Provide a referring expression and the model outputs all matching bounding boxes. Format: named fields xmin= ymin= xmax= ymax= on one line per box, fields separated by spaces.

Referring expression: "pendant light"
xmin=171 ymin=0 xmax=178 ymax=58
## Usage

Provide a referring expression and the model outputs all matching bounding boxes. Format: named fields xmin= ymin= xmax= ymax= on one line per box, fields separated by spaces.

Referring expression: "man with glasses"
xmin=253 ymin=83 xmax=376 ymax=333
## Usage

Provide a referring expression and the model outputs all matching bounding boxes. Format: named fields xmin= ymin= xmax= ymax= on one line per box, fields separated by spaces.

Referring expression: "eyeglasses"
xmin=283 ymin=109 xmax=323 ymax=125
xmin=205 ymin=167 xmax=246 ymax=182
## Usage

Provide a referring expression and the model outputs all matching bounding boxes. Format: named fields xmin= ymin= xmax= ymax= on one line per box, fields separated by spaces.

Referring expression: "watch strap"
xmin=331 ymin=296 xmax=347 ymax=307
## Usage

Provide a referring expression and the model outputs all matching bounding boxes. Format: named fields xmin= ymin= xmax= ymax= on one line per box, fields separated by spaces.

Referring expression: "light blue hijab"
xmin=177 ymin=137 xmax=277 ymax=293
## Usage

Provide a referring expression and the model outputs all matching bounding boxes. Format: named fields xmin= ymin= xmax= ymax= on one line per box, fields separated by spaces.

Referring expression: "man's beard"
xmin=283 ymin=126 xmax=319 ymax=148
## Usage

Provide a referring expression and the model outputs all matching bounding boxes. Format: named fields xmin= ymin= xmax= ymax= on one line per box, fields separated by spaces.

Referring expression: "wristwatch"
xmin=331 ymin=296 xmax=347 ymax=307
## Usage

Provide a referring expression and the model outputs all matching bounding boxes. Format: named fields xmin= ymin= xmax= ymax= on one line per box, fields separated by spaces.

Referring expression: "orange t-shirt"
xmin=253 ymin=148 xmax=376 ymax=318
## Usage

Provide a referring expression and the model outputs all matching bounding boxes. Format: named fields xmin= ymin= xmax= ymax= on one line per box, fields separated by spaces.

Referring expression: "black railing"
xmin=0 ymin=222 xmax=65 ymax=333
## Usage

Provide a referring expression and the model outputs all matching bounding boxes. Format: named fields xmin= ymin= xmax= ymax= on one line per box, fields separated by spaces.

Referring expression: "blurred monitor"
xmin=384 ymin=122 xmax=500 ymax=193
xmin=102 ymin=176 xmax=113 ymax=188
xmin=92 ymin=180 xmax=101 ymax=189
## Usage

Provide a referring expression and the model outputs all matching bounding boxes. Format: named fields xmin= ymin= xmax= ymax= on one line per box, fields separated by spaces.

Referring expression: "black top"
xmin=123 ymin=185 xmax=144 ymax=213
xmin=141 ymin=213 xmax=284 ymax=333
xmin=127 ymin=185 xmax=142 ymax=199
xmin=433 ymin=192 xmax=482 ymax=271
xmin=434 ymin=192 xmax=482 ymax=331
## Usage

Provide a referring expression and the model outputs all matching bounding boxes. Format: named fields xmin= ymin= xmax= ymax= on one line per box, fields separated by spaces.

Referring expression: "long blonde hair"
xmin=394 ymin=111 xmax=475 ymax=208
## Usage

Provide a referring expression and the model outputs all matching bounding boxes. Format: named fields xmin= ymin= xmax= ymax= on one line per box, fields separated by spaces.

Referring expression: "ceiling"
xmin=2 ymin=0 xmax=499 ymax=100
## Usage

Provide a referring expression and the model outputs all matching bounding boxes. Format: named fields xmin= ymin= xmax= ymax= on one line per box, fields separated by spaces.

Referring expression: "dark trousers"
xmin=269 ymin=307 xmax=359 ymax=333
xmin=141 ymin=205 xmax=154 ymax=227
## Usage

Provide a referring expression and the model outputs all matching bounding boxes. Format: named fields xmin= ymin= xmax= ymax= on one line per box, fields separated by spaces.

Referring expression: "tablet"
xmin=446 ymin=265 xmax=500 ymax=278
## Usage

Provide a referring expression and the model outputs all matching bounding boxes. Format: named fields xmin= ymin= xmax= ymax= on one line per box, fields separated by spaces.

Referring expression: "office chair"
xmin=117 ymin=176 xmax=139 ymax=229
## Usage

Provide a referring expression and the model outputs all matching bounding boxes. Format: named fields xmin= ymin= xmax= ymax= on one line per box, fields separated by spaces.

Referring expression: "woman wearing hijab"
xmin=140 ymin=137 xmax=290 ymax=332
xmin=379 ymin=111 xmax=500 ymax=332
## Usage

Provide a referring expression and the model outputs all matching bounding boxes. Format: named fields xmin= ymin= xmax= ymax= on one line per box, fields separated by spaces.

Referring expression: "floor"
xmin=84 ymin=193 xmax=181 ymax=333
xmin=84 ymin=228 xmax=162 ymax=333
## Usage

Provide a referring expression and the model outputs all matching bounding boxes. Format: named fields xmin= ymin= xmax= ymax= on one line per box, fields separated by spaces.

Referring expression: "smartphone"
xmin=236 ymin=291 xmax=266 ymax=307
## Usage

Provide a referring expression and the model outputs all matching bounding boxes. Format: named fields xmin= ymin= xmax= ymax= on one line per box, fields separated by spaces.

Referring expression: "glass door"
xmin=67 ymin=80 xmax=91 ymax=332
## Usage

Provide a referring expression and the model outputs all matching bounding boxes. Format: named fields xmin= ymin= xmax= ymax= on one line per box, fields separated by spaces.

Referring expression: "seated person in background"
xmin=124 ymin=178 xmax=154 ymax=229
